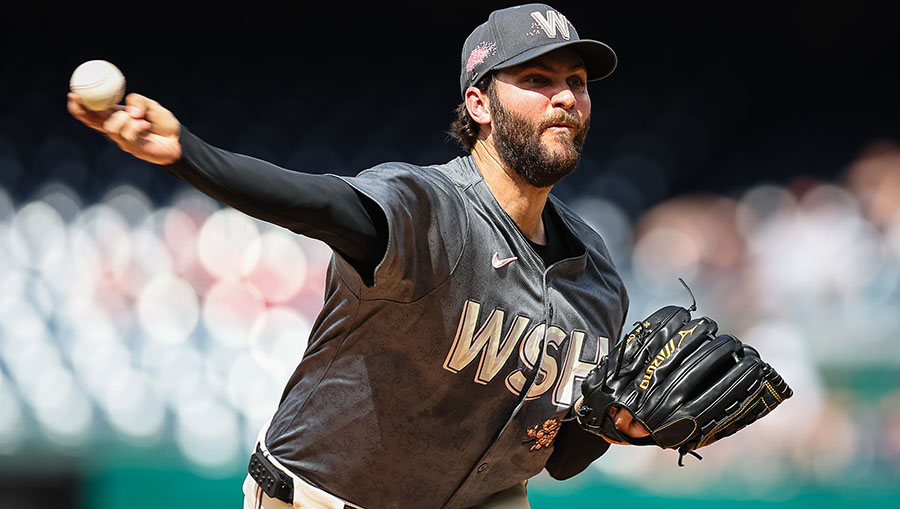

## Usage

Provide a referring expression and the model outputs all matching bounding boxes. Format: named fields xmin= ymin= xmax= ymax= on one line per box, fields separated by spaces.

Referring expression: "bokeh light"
xmin=174 ymin=397 xmax=241 ymax=472
xmin=70 ymin=204 xmax=133 ymax=284
xmin=29 ymin=366 xmax=93 ymax=448
xmin=244 ymin=229 xmax=308 ymax=304
xmin=137 ymin=273 xmax=199 ymax=345
xmin=197 ymin=208 xmax=261 ymax=280
xmin=8 ymin=201 xmax=67 ymax=273
xmin=248 ymin=306 xmax=311 ymax=382
xmin=99 ymin=369 xmax=166 ymax=443
xmin=226 ymin=353 xmax=282 ymax=426
xmin=202 ymin=279 xmax=266 ymax=348
xmin=0 ymin=370 xmax=23 ymax=454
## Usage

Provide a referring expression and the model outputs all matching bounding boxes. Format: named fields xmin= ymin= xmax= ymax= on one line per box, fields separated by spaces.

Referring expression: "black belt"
xmin=248 ymin=445 xmax=294 ymax=504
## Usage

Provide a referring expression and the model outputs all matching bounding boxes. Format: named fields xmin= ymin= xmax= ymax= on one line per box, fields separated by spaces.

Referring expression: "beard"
xmin=488 ymin=88 xmax=590 ymax=188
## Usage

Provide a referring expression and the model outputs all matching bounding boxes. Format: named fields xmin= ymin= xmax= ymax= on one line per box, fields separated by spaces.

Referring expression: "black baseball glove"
xmin=575 ymin=282 xmax=793 ymax=465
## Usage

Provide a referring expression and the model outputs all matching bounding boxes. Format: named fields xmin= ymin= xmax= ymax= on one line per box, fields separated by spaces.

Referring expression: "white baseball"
xmin=69 ymin=60 xmax=126 ymax=111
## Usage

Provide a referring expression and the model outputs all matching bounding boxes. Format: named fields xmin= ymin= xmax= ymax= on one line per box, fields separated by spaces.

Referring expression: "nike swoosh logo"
xmin=491 ymin=252 xmax=518 ymax=269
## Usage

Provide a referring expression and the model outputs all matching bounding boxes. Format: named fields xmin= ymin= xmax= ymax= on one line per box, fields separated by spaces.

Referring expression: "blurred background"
xmin=2 ymin=0 xmax=900 ymax=507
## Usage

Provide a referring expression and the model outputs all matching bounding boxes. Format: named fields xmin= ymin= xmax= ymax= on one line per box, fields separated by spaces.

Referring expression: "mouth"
xmin=545 ymin=122 xmax=577 ymax=135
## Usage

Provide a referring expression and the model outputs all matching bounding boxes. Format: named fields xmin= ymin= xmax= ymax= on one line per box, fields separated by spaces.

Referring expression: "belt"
xmin=248 ymin=445 xmax=294 ymax=504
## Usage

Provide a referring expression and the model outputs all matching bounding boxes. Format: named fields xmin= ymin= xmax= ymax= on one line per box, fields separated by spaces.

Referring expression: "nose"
xmin=551 ymin=86 xmax=577 ymax=110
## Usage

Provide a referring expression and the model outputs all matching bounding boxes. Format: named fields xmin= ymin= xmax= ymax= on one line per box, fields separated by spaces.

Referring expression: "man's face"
xmin=488 ymin=48 xmax=592 ymax=188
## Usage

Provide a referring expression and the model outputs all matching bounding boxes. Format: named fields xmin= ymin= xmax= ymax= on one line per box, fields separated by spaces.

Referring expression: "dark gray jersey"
xmin=265 ymin=155 xmax=628 ymax=508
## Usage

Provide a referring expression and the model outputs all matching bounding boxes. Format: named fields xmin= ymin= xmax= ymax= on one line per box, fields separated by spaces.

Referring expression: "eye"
xmin=567 ymin=75 xmax=586 ymax=90
xmin=523 ymin=74 xmax=551 ymax=86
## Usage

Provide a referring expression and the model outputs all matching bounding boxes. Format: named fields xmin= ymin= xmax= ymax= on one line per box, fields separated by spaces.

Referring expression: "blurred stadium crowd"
xmin=2 ymin=125 xmax=900 ymax=497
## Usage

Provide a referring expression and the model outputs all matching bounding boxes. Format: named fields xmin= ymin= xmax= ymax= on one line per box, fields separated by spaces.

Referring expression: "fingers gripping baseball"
xmin=68 ymin=91 xmax=182 ymax=165
xmin=67 ymin=92 xmax=108 ymax=133
xmin=106 ymin=94 xmax=181 ymax=165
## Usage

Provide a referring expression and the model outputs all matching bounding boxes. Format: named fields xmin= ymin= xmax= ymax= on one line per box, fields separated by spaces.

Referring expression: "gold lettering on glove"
xmin=639 ymin=325 xmax=698 ymax=390
xmin=626 ymin=321 xmax=651 ymax=346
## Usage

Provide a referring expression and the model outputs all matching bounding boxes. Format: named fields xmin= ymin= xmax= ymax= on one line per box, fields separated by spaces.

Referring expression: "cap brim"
xmin=493 ymin=39 xmax=617 ymax=81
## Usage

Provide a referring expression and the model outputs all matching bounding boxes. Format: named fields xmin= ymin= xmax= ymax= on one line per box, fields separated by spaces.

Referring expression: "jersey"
xmin=264 ymin=155 xmax=629 ymax=508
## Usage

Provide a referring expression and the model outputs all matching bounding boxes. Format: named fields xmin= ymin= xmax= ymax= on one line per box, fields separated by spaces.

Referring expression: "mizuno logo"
xmin=638 ymin=324 xmax=699 ymax=390
xmin=491 ymin=252 xmax=518 ymax=269
xmin=676 ymin=324 xmax=698 ymax=347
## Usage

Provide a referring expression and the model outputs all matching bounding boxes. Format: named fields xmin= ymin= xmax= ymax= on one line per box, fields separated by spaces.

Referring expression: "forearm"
xmin=544 ymin=418 xmax=611 ymax=480
xmin=161 ymin=126 xmax=387 ymax=272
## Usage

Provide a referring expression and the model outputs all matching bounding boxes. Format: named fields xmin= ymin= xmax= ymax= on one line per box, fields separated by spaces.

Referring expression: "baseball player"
xmin=68 ymin=3 xmax=649 ymax=507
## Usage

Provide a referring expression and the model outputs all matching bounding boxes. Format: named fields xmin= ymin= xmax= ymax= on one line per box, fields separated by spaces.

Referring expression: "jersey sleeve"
xmin=334 ymin=163 xmax=467 ymax=302
xmin=161 ymin=126 xmax=388 ymax=278
xmin=543 ymin=421 xmax=612 ymax=480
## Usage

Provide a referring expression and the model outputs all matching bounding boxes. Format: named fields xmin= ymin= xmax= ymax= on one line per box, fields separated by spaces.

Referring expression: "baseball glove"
xmin=575 ymin=280 xmax=793 ymax=465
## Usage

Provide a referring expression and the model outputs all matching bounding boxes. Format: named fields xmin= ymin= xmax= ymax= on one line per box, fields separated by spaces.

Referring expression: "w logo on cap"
xmin=460 ymin=4 xmax=617 ymax=96
xmin=530 ymin=10 xmax=571 ymax=40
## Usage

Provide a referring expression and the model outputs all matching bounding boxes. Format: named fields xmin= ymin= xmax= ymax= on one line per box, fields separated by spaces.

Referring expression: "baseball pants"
xmin=242 ymin=421 xmax=530 ymax=508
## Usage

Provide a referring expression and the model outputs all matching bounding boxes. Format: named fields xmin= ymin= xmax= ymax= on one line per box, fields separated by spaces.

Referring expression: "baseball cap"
xmin=460 ymin=3 xmax=617 ymax=96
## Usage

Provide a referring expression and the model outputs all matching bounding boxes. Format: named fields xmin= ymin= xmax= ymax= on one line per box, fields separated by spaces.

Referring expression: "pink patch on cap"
xmin=466 ymin=42 xmax=496 ymax=72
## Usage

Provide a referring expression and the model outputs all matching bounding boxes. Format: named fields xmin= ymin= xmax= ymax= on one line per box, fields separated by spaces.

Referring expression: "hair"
xmin=448 ymin=74 xmax=495 ymax=152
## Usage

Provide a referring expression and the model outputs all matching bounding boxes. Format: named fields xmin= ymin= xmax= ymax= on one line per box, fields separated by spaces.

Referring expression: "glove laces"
xmin=677 ymin=450 xmax=703 ymax=467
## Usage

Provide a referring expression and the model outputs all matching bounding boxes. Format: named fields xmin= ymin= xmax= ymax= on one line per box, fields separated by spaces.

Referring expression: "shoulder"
xmin=341 ymin=158 xmax=477 ymax=212
xmin=331 ymin=158 xmax=475 ymax=238
xmin=334 ymin=160 xmax=471 ymax=300
xmin=353 ymin=157 xmax=475 ymax=187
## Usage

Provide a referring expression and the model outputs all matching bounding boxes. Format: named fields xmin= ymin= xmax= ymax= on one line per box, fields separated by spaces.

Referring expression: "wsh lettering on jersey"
xmin=442 ymin=300 xmax=606 ymax=408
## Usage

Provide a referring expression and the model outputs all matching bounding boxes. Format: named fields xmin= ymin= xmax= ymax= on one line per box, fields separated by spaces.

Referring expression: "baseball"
xmin=69 ymin=60 xmax=125 ymax=111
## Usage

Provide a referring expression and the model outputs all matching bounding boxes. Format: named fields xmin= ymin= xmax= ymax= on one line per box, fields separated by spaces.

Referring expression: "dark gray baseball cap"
xmin=460 ymin=3 xmax=617 ymax=96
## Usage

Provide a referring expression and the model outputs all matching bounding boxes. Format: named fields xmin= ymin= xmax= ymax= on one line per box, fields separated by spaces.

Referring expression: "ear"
xmin=464 ymin=86 xmax=492 ymax=126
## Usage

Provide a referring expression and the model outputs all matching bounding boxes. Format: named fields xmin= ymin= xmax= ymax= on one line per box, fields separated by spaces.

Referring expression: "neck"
xmin=471 ymin=138 xmax=551 ymax=245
